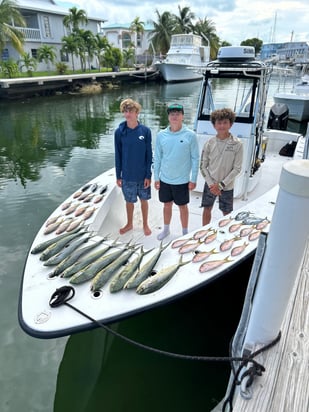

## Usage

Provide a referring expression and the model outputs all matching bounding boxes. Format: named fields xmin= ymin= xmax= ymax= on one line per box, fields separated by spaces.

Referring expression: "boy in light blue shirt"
xmin=154 ymin=103 xmax=199 ymax=240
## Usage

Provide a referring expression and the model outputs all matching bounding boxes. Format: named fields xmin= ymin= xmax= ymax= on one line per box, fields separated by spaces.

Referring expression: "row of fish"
xmin=43 ymin=183 xmax=108 ymax=235
xmin=169 ymin=211 xmax=270 ymax=273
xmin=32 ymin=229 xmax=184 ymax=294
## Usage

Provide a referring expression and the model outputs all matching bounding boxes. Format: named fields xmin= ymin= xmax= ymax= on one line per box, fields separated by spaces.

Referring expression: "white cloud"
xmin=68 ymin=0 xmax=308 ymax=44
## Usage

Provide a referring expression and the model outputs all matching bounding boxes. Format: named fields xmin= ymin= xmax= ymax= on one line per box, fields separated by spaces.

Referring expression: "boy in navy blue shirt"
xmin=114 ymin=99 xmax=152 ymax=235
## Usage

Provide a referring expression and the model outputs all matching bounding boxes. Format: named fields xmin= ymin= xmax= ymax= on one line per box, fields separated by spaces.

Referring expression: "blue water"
xmin=0 ymin=76 xmax=304 ymax=411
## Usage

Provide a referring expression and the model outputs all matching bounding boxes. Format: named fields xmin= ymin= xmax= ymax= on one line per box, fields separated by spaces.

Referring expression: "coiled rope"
xmin=50 ymin=286 xmax=281 ymax=411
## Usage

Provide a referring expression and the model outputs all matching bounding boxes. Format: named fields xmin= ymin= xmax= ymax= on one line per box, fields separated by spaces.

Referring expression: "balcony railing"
xmin=18 ymin=27 xmax=41 ymax=41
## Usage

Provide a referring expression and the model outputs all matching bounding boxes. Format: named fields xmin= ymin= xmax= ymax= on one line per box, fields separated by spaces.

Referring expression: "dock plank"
xmin=231 ymin=241 xmax=309 ymax=411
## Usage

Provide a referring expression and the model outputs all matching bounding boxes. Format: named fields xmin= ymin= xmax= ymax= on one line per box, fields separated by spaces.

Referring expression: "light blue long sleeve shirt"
xmin=154 ymin=125 xmax=199 ymax=185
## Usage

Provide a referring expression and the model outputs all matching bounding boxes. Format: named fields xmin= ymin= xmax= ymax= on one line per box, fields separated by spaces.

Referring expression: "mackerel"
xmin=124 ymin=241 xmax=170 ymax=289
xmin=50 ymin=237 xmax=106 ymax=277
xmin=39 ymin=230 xmax=87 ymax=261
xmin=136 ymin=256 xmax=190 ymax=295
xmin=109 ymin=247 xmax=153 ymax=293
xmin=69 ymin=242 xmax=133 ymax=284
xmin=91 ymin=246 xmax=138 ymax=291
xmin=61 ymin=238 xmax=119 ymax=278
xmin=43 ymin=234 xmax=93 ymax=266
xmin=31 ymin=225 xmax=84 ymax=254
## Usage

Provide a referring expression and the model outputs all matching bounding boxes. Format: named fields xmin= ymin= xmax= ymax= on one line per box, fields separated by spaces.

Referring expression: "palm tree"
xmin=174 ymin=5 xmax=195 ymax=34
xmin=19 ymin=51 xmax=37 ymax=75
xmin=61 ymin=34 xmax=79 ymax=71
xmin=93 ymin=34 xmax=110 ymax=71
xmin=193 ymin=17 xmax=219 ymax=60
xmin=79 ymin=29 xmax=96 ymax=71
xmin=0 ymin=0 xmax=25 ymax=56
xmin=129 ymin=17 xmax=145 ymax=63
xmin=37 ymin=44 xmax=56 ymax=71
xmin=63 ymin=6 xmax=88 ymax=34
xmin=149 ymin=10 xmax=176 ymax=56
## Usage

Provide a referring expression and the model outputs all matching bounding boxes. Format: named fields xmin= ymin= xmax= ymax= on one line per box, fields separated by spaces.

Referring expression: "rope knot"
xmin=49 ymin=286 xmax=75 ymax=307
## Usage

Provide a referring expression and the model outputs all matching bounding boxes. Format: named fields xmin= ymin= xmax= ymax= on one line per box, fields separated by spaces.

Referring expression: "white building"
xmin=2 ymin=0 xmax=105 ymax=71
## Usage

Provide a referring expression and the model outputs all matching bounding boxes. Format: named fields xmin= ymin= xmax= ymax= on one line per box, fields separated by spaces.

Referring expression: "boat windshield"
xmin=201 ymin=77 xmax=257 ymax=120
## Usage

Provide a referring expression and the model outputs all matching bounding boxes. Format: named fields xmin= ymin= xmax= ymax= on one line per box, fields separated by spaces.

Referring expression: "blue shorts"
xmin=201 ymin=183 xmax=233 ymax=214
xmin=159 ymin=181 xmax=189 ymax=206
xmin=122 ymin=180 xmax=151 ymax=203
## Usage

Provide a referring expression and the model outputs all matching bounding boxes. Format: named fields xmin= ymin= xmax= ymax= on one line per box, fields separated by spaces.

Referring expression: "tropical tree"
xmin=194 ymin=17 xmax=220 ymax=60
xmin=37 ymin=44 xmax=57 ymax=71
xmin=129 ymin=17 xmax=145 ymax=63
xmin=0 ymin=0 xmax=25 ymax=56
xmin=174 ymin=5 xmax=195 ymax=34
xmin=63 ymin=6 xmax=88 ymax=34
xmin=79 ymin=29 xmax=97 ymax=71
xmin=241 ymin=38 xmax=263 ymax=55
xmin=122 ymin=47 xmax=135 ymax=68
xmin=61 ymin=34 xmax=79 ymax=71
xmin=0 ymin=57 xmax=18 ymax=76
xmin=93 ymin=34 xmax=110 ymax=71
xmin=149 ymin=10 xmax=176 ymax=56
xmin=19 ymin=51 xmax=37 ymax=75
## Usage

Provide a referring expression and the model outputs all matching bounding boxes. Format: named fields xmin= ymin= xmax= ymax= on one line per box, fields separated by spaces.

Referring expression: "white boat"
xmin=18 ymin=46 xmax=308 ymax=339
xmin=273 ymin=66 xmax=309 ymax=122
xmin=154 ymin=34 xmax=210 ymax=83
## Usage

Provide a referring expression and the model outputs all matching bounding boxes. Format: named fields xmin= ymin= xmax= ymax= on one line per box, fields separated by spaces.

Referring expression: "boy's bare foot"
xmin=143 ymin=226 xmax=152 ymax=236
xmin=119 ymin=224 xmax=133 ymax=235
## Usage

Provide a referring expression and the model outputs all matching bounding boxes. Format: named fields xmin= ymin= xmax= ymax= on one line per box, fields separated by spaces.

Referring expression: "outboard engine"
xmin=267 ymin=103 xmax=289 ymax=130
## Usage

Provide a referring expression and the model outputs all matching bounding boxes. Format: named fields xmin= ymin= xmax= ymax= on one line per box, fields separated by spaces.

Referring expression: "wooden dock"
xmin=214 ymin=240 xmax=309 ymax=411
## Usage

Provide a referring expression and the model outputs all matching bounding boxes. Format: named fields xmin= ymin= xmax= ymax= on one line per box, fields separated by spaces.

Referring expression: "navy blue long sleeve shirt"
xmin=114 ymin=121 xmax=152 ymax=181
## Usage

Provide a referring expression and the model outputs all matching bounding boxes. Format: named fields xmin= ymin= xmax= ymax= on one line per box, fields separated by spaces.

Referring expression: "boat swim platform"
xmin=213 ymin=240 xmax=309 ymax=411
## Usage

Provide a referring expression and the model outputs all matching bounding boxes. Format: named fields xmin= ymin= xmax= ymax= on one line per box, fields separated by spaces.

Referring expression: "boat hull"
xmin=155 ymin=62 xmax=204 ymax=83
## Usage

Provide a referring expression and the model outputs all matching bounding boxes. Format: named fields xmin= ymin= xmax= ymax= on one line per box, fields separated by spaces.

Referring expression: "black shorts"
xmin=159 ymin=181 xmax=189 ymax=206
xmin=201 ymin=183 xmax=234 ymax=214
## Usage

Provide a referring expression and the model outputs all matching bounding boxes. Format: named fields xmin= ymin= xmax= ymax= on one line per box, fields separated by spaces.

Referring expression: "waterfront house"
xmin=102 ymin=21 xmax=155 ymax=65
xmin=2 ymin=0 xmax=106 ymax=71
xmin=260 ymin=41 xmax=309 ymax=65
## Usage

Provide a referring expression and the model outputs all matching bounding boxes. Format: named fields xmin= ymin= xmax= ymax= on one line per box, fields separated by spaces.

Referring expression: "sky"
xmin=68 ymin=0 xmax=308 ymax=45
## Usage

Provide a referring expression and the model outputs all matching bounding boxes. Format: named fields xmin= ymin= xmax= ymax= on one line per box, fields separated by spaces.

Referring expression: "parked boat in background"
xmin=154 ymin=34 xmax=210 ymax=83
xmin=273 ymin=64 xmax=309 ymax=122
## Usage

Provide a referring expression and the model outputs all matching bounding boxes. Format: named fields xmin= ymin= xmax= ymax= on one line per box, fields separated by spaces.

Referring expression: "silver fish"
xmin=231 ymin=241 xmax=249 ymax=257
xmin=91 ymin=246 xmax=138 ymax=291
xmin=124 ymin=241 xmax=170 ymax=289
xmin=109 ymin=247 xmax=153 ymax=293
xmin=199 ymin=256 xmax=233 ymax=273
xmin=39 ymin=231 xmax=87 ymax=261
xmin=49 ymin=237 xmax=106 ymax=277
xmin=99 ymin=184 xmax=108 ymax=194
xmin=218 ymin=217 xmax=233 ymax=227
xmin=178 ymin=239 xmax=203 ymax=254
xmin=220 ymin=236 xmax=241 ymax=252
xmin=242 ymin=216 xmax=265 ymax=225
xmin=204 ymin=229 xmax=217 ymax=244
xmin=43 ymin=234 xmax=93 ymax=266
xmin=191 ymin=248 xmax=217 ymax=263
xmin=45 ymin=215 xmax=62 ymax=226
xmin=61 ymin=239 xmax=119 ymax=278
xmin=90 ymin=182 xmax=98 ymax=192
xmin=234 ymin=211 xmax=251 ymax=221
xmin=31 ymin=226 xmax=83 ymax=254
xmin=248 ymin=230 xmax=261 ymax=241
xmin=81 ymin=183 xmax=91 ymax=192
xmin=70 ymin=242 xmax=133 ymax=284
xmin=136 ymin=256 xmax=190 ymax=295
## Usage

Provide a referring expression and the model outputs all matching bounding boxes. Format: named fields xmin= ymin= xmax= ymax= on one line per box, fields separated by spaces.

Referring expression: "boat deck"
xmin=213 ymin=240 xmax=309 ymax=411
